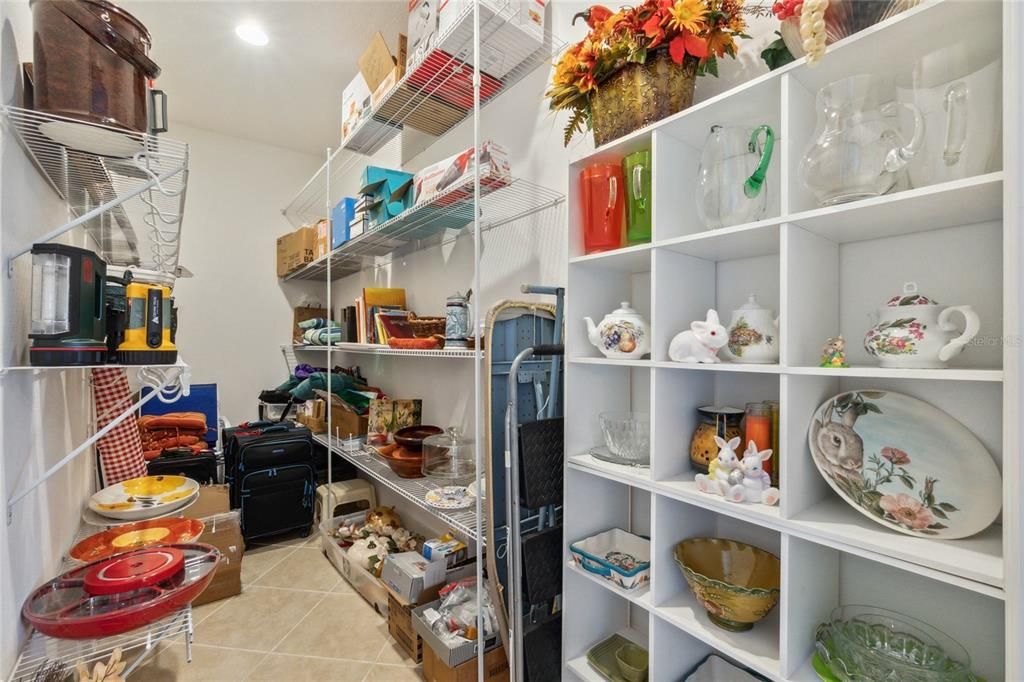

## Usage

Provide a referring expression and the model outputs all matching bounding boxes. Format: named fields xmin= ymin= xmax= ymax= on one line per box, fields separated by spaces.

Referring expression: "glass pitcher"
xmin=696 ymin=125 xmax=775 ymax=229
xmin=799 ymin=74 xmax=924 ymax=206
xmin=623 ymin=149 xmax=652 ymax=244
xmin=580 ymin=163 xmax=625 ymax=254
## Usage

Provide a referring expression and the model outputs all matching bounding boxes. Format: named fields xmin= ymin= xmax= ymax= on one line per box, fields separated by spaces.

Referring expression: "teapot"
xmin=696 ymin=124 xmax=775 ymax=229
xmin=799 ymin=74 xmax=924 ymax=206
xmin=584 ymin=302 xmax=650 ymax=360
xmin=864 ymin=282 xmax=980 ymax=369
xmin=722 ymin=295 xmax=779 ymax=364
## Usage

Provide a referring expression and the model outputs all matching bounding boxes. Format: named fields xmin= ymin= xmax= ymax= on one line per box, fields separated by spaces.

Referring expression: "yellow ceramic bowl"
xmin=674 ymin=538 xmax=781 ymax=632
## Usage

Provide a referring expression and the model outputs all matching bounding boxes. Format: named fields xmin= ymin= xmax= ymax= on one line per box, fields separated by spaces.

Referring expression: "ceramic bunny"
xmin=725 ymin=441 xmax=780 ymax=506
xmin=669 ymin=309 xmax=728 ymax=363
xmin=695 ymin=436 xmax=742 ymax=495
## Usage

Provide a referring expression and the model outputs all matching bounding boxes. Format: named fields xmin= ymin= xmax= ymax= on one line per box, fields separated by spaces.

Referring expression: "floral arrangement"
xmin=547 ymin=0 xmax=753 ymax=145
xmin=334 ymin=517 xmax=422 ymax=574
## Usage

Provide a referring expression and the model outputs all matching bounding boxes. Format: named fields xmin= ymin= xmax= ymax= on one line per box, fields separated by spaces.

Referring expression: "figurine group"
xmin=696 ymin=436 xmax=780 ymax=506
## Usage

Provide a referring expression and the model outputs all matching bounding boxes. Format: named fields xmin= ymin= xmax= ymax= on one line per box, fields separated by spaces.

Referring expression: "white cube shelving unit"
xmin=561 ymin=1 xmax=1020 ymax=680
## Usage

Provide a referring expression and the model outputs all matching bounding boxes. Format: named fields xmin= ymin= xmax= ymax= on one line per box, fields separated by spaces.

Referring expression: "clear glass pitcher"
xmin=799 ymin=74 xmax=924 ymax=206
xmin=696 ymin=125 xmax=774 ymax=229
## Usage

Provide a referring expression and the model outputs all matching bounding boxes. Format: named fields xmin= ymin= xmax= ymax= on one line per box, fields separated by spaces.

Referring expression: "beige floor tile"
xmin=241 ymin=544 xmax=297 ymax=585
xmin=274 ymin=594 xmax=389 ymax=661
xmin=194 ymin=585 xmax=324 ymax=651
xmin=363 ymin=663 xmax=424 ymax=681
xmin=376 ymin=637 xmax=419 ymax=666
xmin=247 ymin=653 xmax=373 ymax=681
xmin=331 ymin=573 xmax=356 ymax=595
xmin=249 ymin=528 xmax=317 ymax=548
xmin=132 ymin=642 xmax=264 ymax=681
xmin=253 ymin=546 xmax=341 ymax=592
xmin=191 ymin=598 xmax=231 ymax=626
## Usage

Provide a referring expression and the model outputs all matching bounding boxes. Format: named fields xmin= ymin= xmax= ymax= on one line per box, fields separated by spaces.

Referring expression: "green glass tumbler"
xmin=623 ymin=150 xmax=652 ymax=245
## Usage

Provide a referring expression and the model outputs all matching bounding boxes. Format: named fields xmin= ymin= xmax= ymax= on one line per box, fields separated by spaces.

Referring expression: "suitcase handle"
xmin=259 ymin=425 xmax=289 ymax=434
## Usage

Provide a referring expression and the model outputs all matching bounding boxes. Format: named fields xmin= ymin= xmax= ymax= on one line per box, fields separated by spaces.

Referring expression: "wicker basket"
xmin=591 ymin=51 xmax=698 ymax=148
xmin=408 ymin=314 xmax=446 ymax=338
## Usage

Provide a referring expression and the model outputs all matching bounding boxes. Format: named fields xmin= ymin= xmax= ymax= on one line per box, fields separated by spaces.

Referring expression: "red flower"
xmin=881 ymin=447 xmax=911 ymax=466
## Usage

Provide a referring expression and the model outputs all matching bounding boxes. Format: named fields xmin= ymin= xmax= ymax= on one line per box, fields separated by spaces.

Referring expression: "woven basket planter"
xmin=590 ymin=51 xmax=699 ymax=147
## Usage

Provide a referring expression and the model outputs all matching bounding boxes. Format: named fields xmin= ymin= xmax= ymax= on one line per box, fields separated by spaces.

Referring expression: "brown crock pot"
xmin=31 ymin=0 xmax=160 ymax=133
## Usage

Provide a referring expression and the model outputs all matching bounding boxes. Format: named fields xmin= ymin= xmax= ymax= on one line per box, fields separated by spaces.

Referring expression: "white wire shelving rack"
xmin=1 ymin=106 xmax=190 ymax=276
xmin=294 ymin=342 xmax=483 ymax=359
xmin=314 ymin=433 xmax=484 ymax=543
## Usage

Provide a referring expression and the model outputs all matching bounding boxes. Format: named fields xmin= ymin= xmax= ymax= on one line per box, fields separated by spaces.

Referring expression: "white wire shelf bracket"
xmin=9 ymin=606 xmax=193 ymax=682
xmin=6 ymin=361 xmax=192 ymax=525
xmin=293 ymin=342 xmax=483 ymax=359
xmin=314 ymin=433 xmax=484 ymax=543
xmin=283 ymin=176 xmax=564 ymax=281
xmin=1 ymin=106 xmax=190 ymax=275
xmin=281 ymin=0 xmax=563 ymax=226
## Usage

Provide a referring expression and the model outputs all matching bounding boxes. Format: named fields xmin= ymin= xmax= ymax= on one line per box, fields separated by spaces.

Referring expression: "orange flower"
xmin=706 ymin=29 xmax=737 ymax=57
xmin=668 ymin=0 xmax=707 ymax=33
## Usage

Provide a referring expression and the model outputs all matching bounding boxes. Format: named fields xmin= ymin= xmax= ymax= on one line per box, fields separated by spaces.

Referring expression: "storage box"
xmin=276 ymin=227 xmax=317 ymax=277
xmin=381 ymin=551 xmax=446 ymax=603
xmin=413 ymin=598 xmax=502 ymax=669
xmin=331 ymin=198 xmax=356 ymax=249
xmin=397 ymin=141 xmax=510 ymax=207
xmin=321 ymin=512 xmax=389 ymax=616
xmin=435 ymin=0 xmax=545 ymax=77
xmin=407 ymin=0 xmax=439 ymax=67
xmin=360 ymin=166 xmax=415 ymax=226
xmin=293 ymin=306 xmax=328 ymax=343
xmin=388 ymin=592 xmax=424 ymax=662
xmin=422 ymin=536 xmax=468 ymax=568
xmin=422 ymin=642 xmax=509 ymax=682
xmin=312 ymin=389 xmax=369 ymax=439
xmin=314 ymin=219 xmax=330 ymax=259
xmin=366 ymin=33 xmax=408 ymax=107
xmin=187 ymin=486 xmax=243 ymax=607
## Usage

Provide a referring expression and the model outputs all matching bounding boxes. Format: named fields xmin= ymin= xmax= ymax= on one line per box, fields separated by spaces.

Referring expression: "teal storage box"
xmin=359 ymin=166 xmax=414 ymax=227
xmin=331 ymin=197 xmax=356 ymax=248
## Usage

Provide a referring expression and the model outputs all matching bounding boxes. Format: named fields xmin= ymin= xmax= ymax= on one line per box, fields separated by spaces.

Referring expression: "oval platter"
xmin=807 ymin=390 xmax=1001 ymax=539
xmin=88 ymin=475 xmax=200 ymax=521
xmin=70 ymin=517 xmax=206 ymax=563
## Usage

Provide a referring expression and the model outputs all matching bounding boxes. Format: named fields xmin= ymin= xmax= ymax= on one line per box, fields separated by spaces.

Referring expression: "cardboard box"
xmin=321 ymin=512 xmax=390 ymax=616
xmin=388 ymin=592 xmax=424 ymax=662
xmin=312 ymin=390 xmax=370 ymax=438
xmin=331 ymin=198 xmax=356 ymax=249
xmin=422 ymin=643 xmax=509 ymax=682
xmin=186 ymin=486 xmax=243 ymax=607
xmin=435 ymin=0 xmax=545 ymax=77
xmin=413 ymin=598 xmax=503 ymax=670
xmin=360 ymin=166 xmax=415 ymax=226
xmin=293 ymin=306 xmax=328 ymax=343
xmin=313 ymin=219 xmax=330 ymax=260
xmin=381 ymin=551 xmax=446 ymax=603
xmin=360 ymin=31 xmax=398 ymax=93
xmin=396 ymin=141 xmax=510 ymax=207
xmin=341 ymin=72 xmax=373 ymax=143
xmin=407 ymin=0 xmax=438 ymax=68
xmin=276 ymin=227 xmax=317 ymax=277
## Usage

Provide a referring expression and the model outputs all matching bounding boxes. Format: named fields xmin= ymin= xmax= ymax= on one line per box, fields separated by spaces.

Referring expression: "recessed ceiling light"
xmin=235 ymin=22 xmax=268 ymax=46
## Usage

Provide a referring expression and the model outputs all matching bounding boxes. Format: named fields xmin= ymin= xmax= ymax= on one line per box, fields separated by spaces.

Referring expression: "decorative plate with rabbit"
xmin=808 ymin=390 xmax=1000 ymax=539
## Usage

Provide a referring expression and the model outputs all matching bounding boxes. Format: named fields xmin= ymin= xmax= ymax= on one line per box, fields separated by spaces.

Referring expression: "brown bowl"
xmin=378 ymin=446 xmax=425 ymax=479
xmin=393 ymin=425 xmax=443 ymax=452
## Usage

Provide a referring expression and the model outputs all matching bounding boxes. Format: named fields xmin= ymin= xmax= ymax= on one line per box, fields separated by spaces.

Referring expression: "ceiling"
xmin=121 ymin=1 xmax=408 ymax=156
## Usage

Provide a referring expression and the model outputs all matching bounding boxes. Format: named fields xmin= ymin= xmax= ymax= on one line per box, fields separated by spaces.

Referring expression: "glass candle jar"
xmin=744 ymin=402 xmax=773 ymax=480
xmin=690 ymin=406 xmax=743 ymax=474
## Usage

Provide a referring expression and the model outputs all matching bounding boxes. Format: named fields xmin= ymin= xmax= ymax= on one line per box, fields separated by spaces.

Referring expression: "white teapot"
xmin=584 ymin=302 xmax=650 ymax=360
xmin=722 ymin=295 xmax=779 ymax=364
xmin=864 ymin=282 xmax=980 ymax=369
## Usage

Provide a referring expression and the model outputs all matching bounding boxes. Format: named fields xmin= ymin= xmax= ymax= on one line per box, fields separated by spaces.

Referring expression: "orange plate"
xmin=70 ymin=518 xmax=205 ymax=563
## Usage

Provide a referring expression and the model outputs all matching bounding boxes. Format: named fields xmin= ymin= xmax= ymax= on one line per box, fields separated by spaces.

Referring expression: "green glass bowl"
xmin=615 ymin=643 xmax=649 ymax=682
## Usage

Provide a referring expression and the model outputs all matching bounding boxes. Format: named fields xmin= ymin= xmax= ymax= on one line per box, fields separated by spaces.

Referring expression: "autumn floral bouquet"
xmin=548 ymin=0 xmax=751 ymax=146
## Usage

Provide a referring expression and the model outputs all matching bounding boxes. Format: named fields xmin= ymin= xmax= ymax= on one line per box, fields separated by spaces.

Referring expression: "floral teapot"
xmin=864 ymin=282 xmax=980 ymax=368
xmin=722 ymin=295 xmax=779 ymax=364
xmin=584 ymin=302 xmax=650 ymax=359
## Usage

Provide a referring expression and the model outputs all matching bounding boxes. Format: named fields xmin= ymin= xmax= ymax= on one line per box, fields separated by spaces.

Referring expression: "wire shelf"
xmin=315 ymin=434 xmax=484 ymax=543
xmin=282 ymin=0 xmax=563 ymax=226
xmin=1 ymin=106 xmax=189 ymax=273
xmin=283 ymin=176 xmax=563 ymax=281
xmin=10 ymin=607 xmax=192 ymax=681
xmin=293 ymin=343 xmax=483 ymax=359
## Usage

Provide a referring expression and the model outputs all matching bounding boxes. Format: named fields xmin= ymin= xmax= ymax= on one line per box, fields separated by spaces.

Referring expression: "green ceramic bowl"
xmin=615 ymin=643 xmax=649 ymax=682
xmin=673 ymin=538 xmax=781 ymax=632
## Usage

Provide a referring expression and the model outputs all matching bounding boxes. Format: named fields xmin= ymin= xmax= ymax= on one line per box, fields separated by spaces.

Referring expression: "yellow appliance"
xmin=120 ymin=277 xmax=177 ymax=364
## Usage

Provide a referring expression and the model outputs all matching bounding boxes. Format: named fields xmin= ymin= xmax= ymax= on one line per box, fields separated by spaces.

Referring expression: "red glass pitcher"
xmin=580 ymin=163 xmax=625 ymax=254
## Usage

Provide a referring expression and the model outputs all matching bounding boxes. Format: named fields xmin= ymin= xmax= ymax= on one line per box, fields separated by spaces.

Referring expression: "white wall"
xmin=168 ymin=123 xmax=322 ymax=425
xmin=0 ymin=2 xmax=94 ymax=673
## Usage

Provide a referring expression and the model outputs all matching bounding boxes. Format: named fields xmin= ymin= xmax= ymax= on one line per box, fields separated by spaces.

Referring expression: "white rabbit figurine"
xmin=695 ymin=436 xmax=741 ymax=495
xmin=725 ymin=441 xmax=780 ymax=506
xmin=669 ymin=309 xmax=728 ymax=363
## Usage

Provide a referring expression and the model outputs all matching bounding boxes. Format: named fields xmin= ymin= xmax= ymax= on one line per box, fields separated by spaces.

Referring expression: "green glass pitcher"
xmin=623 ymin=149 xmax=652 ymax=245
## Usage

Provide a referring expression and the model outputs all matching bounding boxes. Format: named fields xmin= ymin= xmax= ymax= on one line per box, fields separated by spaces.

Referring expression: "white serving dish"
xmin=569 ymin=528 xmax=651 ymax=590
xmin=88 ymin=475 xmax=199 ymax=521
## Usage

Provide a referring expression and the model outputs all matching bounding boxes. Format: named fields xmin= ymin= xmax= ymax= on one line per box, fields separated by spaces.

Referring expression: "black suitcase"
xmin=223 ymin=420 xmax=315 ymax=541
xmin=146 ymin=447 xmax=218 ymax=484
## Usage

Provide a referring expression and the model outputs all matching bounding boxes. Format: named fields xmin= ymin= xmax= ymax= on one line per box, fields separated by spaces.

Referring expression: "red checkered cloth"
xmin=92 ymin=368 xmax=147 ymax=485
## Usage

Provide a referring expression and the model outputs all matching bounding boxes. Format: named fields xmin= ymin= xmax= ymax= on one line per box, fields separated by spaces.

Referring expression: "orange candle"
xmin=744 ymin=402 xmax=773 ymax=479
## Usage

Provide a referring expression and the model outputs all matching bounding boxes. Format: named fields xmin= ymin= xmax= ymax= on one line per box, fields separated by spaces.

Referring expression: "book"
xmin=376 ymin=310 xmax=413 ymax=343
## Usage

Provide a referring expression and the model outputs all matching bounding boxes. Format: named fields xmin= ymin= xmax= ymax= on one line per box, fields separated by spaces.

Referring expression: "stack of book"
xmin=350 ymin=195 xmax=372 ymax=238
xmin=353 ymin=287 xmax=416 ymax=345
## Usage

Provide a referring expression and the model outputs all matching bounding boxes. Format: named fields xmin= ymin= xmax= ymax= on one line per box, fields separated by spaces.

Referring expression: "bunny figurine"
xmin=725 ymin=441 xmax=780 ymax=506
xmin=669 ymin=309 xmax=728 ymax=363
xmin=695 ymin=436 xmax=741 ymax=495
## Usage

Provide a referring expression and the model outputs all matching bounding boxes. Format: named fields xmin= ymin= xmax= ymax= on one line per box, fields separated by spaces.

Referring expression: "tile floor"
xmin=135 ymin=532 xmax=423 ymax=681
